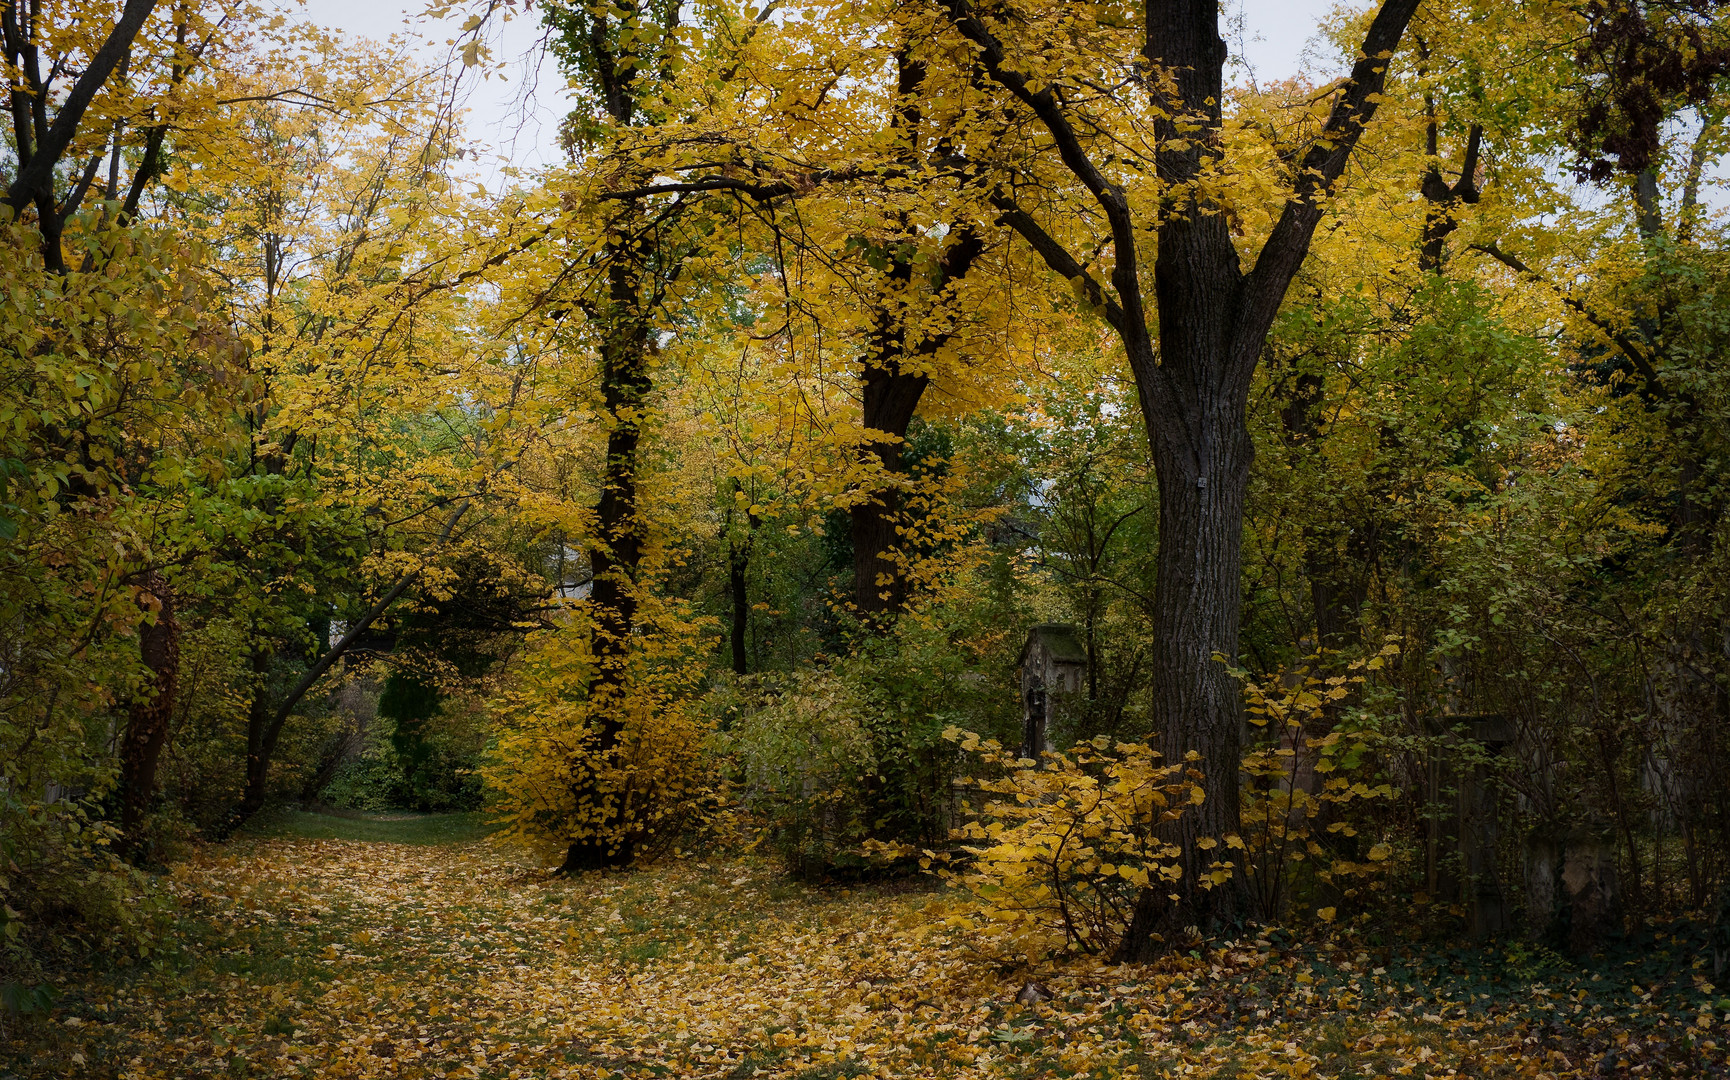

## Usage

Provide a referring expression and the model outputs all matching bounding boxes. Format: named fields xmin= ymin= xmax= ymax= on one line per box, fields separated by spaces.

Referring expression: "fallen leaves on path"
xmin=7 ymin=833 xmax=1727 ymax=1078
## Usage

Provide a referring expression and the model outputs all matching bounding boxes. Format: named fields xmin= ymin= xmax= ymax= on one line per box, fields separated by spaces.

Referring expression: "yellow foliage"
xmin=933 ymin=731 xmax=1198 ymax=963
xmin=1237 ymin=644 xmax=1403 ymax=922
xmin=484 ymin=594 xmax=721 ymax=864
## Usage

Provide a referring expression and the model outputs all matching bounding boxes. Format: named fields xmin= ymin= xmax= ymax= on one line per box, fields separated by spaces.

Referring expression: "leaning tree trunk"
xmin=119 ymin=572 xmax=179 ymax=855
xmin=233 ymin=505 xmax=465 ymax=826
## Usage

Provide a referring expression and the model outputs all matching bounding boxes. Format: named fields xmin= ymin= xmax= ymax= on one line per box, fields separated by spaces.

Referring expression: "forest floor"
xmin=4 ymin=811 xmax=1727 ymax=1079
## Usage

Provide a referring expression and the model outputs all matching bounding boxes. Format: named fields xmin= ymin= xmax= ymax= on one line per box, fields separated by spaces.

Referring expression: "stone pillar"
xmin=1524 ymin=827 xmax=1562 ymax=937
xmin=1561 ymin=820 xmax=1622 ymax=953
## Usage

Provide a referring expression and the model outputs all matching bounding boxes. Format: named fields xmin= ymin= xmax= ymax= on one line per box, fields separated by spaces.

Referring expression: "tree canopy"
xmin=5 ymin=0 xmax=1730 ymax=1069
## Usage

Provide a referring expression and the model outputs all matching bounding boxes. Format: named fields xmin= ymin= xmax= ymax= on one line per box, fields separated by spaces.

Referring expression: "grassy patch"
xmin=237 ymin=808 xmax=496 ymax=845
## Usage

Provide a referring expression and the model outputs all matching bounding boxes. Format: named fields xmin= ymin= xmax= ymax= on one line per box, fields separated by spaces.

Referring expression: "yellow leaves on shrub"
xmin=933 ymin=731 xmax=1198 ymax=963
xmin=484 ymin=596 xmax=719 ymax=862
xmin=1236 ymin=643 xmax=1402 ymax=922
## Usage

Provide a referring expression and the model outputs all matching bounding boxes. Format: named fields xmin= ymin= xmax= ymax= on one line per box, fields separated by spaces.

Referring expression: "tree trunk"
xmin=1414 ymin=65 xmax=1481 ymax=275
xmin=118 ymin=572 xmax=178 ymax=854
xmin=730 ymin=537 xmax=751 ymax=676
xmin=2 ymin=0 xmax=162 ymax=271
xmin=241 ymin=648 xmax=277 ymax=818
xmin=559 ymin=238 xmax=651 ymax=874
xmin=1279 ymin=367 xmax=1367 ymax=651
xmin=847 ymin=51 xmax=984 ymax=623
xmin=728 ymin=484 xmax=756 ymax=675
xmin=1137 ymin=333 xmax=1257 ymax=941
xmin=851 ymin=365 xmax=928 ymax=618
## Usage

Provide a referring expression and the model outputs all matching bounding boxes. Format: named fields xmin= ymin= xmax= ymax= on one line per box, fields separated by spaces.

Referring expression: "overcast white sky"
xmin=289 ymin=0 xmax=1348 ymax=184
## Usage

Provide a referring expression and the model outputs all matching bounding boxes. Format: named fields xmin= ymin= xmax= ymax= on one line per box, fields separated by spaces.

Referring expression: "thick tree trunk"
xmin=851 ymin=365 xmax=928 ymax=618
xmin=847 ymin=51 xmax=984 ymax=624
xmin=1129 ymin=14 xmax=1259 ymax=931
xmin=560 ymin=242 xmax=651 ymax=874
xmin=1124 ymin=246 xmax=1259 ymax=941
xmin=119 ymin=572 xmax=178 ymax=854
xmin=1117 ymin=419 xmax=1254 ymax=954
xmin=1147 ymin=407 xmax=1254 ymax=899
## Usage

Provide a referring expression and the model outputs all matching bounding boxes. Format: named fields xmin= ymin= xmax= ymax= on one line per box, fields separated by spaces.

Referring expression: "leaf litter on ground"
xmin=5 ymin=820 xmax=1728 ymax=1078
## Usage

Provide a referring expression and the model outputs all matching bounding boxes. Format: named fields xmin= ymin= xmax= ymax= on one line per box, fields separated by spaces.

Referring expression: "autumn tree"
xmin=2 ymin=0 xmax=161 ymax=270
xmin=172 ymin=37 xmax=485 ymax=819
xmin=904 ymin=0 xmax=1424 ymax=945
xmin=839 ymin=40 xmax=990 ymax=622
xmin=531 ymin=0 xmax=690 ymax=870
xmin=0 ymin=0 xmax=268 ymax=855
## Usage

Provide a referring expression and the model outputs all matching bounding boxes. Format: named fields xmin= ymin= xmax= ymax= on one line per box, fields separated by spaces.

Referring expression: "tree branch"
xmin=1240 ymin=0 xmax=1422 ymax=332
xmin=989 ymin=191 xmax=1127 ymax=335
xmin=1471 ymin=242 xmax=1664 ymax=395
xmin=3 ymin=0 xmax=161 ymax=212
xmin=938 ymin=0 xmax=1153 ymax=360
xmin=262 ymin=499 xmax=472 ymax=736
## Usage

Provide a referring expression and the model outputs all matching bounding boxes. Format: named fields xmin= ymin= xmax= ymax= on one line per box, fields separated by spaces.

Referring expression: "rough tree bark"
xmin=850 ymin=52 xmax=985 ymax=621
xmin=544 ymin=0 xmax=704 ymax=873
xmin=558 ymin=238 xmax=654 ymax=873
xmin=118 ymin=571 xmax=178 ymax=855
xmin=941 ymin=0 xmax=1422 ymax=953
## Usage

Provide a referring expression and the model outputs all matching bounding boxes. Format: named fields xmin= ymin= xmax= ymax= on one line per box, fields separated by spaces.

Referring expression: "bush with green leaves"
xmin=717 ymin=606 xmax=1022 ymax=878
xmin=0 ymin=797 xmax=171 ymax=1018
xmin=719 ymin=669 xmax=877 ymax=878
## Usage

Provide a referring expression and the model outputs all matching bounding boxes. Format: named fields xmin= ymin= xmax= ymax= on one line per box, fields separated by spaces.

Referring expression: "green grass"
xmin=237 ymin=808 xmax=496 ymax=845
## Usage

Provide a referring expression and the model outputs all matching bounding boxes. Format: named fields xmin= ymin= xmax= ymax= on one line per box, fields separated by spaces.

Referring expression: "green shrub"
xmin=0 ymin=796 xmax=171 ymax=1016
xmin=720 ymin=669 xmax=877 ymax=878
